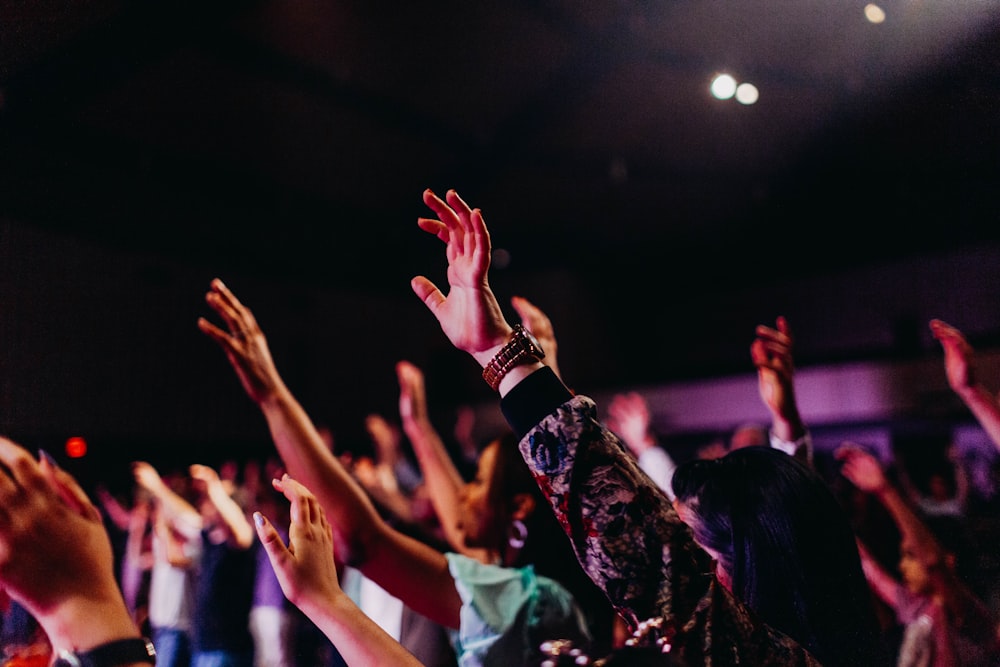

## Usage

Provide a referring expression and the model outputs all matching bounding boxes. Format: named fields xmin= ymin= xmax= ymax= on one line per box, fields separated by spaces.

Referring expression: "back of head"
xmin=671 ymin=446 xmax=882 ymax=667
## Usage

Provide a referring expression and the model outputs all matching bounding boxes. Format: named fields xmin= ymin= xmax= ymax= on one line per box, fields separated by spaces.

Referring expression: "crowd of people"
xmin=3 ymin=188 xmax=1000 ymax=666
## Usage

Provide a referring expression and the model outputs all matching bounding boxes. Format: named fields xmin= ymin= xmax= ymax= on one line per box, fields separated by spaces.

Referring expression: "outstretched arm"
xmin=199 ymin=278 xmax=461 ymax=628
xmin=835 ymin=444 xmax=946 ymax=568
xmin=132 ymin=460 xmax=203 ymax=539
xmin=255 ymin=475 xmax=425 ymax=667
xmin=0 ymin=438 xmax=150 ymax=663
xmin=189 ymin=463 xmax=255 ymax=549
xmin=752 ymin=316 xmax=812 ymax=465
xmin=930 ymin=318 xmax=1000 ymax=454
xmin=396 ymin=360 xmax=494 ymax=562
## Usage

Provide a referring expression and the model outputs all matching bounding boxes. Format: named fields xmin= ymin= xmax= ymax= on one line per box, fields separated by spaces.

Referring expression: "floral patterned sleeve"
xmin=502 ymin=370 xmax=823 ymax=666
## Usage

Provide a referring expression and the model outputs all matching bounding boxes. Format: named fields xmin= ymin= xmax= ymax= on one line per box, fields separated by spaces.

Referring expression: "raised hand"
xmin=606 ymin=392 xmax=655 ymax=457
xmin=834 ymin=443 xmax=888 ymax=494
xmin=511 ymin=295 xmax=561 ymax=380
xmin=254 ymin=474 xmax=340 ymax=613
xmin=930 ymin=319 xmax=976 ymax=394
xmin=0 ymin=437 xmax=142 ymax=652
xmin=198 ymin=278 xmax=285 ymax=404
xmin=396 ymin=360 xmax=429 ymax=426
xmin=751 ymin=316 xmax=808 ymax=445
xmin=254 ymin=475 xmax=425 ymax=666
xmin=411 ymin=189 xmax=512 ymax=365
xmin=751 ymin=316 xmax=796 ymax=418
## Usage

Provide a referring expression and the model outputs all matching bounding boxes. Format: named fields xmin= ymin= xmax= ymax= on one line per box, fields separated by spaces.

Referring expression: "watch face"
xmin=517 ymin=326 xmax=545 ymax=358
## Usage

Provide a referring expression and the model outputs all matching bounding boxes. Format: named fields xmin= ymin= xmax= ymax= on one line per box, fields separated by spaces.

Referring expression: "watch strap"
xmin=482 ymin=325 xmax=544 ymax=391
xmin=55 ymin=638 xmax=157 ymax=667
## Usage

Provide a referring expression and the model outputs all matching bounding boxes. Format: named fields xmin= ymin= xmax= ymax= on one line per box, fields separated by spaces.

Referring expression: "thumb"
xmin=254 ymin=512 xmax=290 ymax=567
xmin=411 ymin=276 xmax=445 ymax=315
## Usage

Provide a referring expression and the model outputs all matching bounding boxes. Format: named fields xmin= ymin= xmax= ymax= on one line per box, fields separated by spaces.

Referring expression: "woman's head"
xmin=457 ymin=432 xmax=551 ymax=562
xmin=671 ymin=446 xmax=881 ymax=667
xmin=462 ymin=431 xmax=617 ymax=654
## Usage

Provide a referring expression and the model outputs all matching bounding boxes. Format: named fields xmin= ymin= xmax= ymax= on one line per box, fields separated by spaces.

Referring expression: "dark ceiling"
xmin=2 ymin=0 xmax=998 ymax=296
xmin=1 ymin=1 xmax=1000 ymax=469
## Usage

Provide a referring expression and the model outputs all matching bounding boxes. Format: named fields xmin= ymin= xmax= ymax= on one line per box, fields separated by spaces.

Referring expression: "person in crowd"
xmin=132 ymin=462 xmax=202 ymax=667
xmin=96 ymin=484 xmax=155 ymax=629
xmin=395 ymin=359 xmax=495 ymax=564
xmin=198 ymin=278 xmax=607 ymax=666
xmin=134 ymin=460 xmax=257 ymax=667
xmin=407 ymin=186 xmax=885 ymax=666
xmin=605 ymin=391 xmax=678 ymax=498
xmin=836 ymin=443 xmax=999 ymax=666
xmin=0 ymin=437 xmax=156 ymax=667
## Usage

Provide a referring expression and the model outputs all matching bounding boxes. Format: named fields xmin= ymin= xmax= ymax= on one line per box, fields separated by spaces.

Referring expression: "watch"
xmin=482 ymin=324 xmax=545 ymax=391
xmin=54 ymin=638 xmax=157 ymax=667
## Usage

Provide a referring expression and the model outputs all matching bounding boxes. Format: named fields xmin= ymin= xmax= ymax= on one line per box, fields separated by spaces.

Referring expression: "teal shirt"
xmin=446 ymin=552 xmax=590 ymax=667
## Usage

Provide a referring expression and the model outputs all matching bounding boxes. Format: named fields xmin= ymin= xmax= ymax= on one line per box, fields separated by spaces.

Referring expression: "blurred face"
xmin=457 ymin=440 xmax=500 ymax=548
xmin=898 ymin=541 xmax=933 ymax=596
xmin=673 ymin=498 xmax=732 ymax=591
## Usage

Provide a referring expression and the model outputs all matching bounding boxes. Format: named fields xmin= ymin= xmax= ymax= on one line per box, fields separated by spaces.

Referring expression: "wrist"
xmin=39 ymin=590 xmax=143 ymax=655
xmin=497 ymin=361 xmax=545 ymax=397
xmin=53 ymin=637 xmax=156 ymax=667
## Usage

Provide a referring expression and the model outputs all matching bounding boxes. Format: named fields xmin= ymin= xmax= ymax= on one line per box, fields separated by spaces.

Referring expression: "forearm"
xmin=206 ymin=483 xmax=254 ymax=548
xmin=35 ymin=579 xmax=145 ymax=658
xmin=876 ymin=485 xmax=945 ymax=563
xmin=259 ymin=386 xmax=385 ymax=555
xmin=956 ymin=384 xmax=1000 ymax=453
xmin=299 ymin=591 xmax=425 ymax=667
xmin=148 ymin=486 xmax=202 ymax=537
xmin=402 ymin=418 xmax=467 ymax=546
xmin=504 ymin=373 xmax=707 ymax=622
xmin=857 ymin=542 xmax=902 ymax=611
xmin=769 ymin=396 xmax=807 ymax=444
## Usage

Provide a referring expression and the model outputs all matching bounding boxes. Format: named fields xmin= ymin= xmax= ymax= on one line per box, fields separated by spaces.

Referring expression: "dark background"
xmin=1 ymin=1 xmax=999 ymax=489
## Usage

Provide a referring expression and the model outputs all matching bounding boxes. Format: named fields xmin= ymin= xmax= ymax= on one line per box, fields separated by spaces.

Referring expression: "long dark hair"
xmin=488 ymin=430 xmax=617 ymax=655
xmin=671 ymin=446 xmax=884 ymax=667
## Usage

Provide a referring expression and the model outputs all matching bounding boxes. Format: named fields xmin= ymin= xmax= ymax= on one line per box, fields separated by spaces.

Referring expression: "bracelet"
xmin=54 ymin=638 xmax=156 ymax=667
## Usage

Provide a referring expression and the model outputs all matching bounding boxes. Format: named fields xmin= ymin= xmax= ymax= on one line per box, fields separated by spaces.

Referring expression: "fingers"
xmin=197 ymin=317 xmax=235 ymax=350
xmin=396 ymin=360 xmax=425 ymax=397
xmin=204 ymin=278 xmax=258 ymax=341
xmin=273 ymin=474 xmax=319 ymax=526
xmin=40 ymin=457 xmax=101 ymax=522
xmin=511 ymin=296 xmax=550 ymax=335
xmin=254 ymin=511 xmax=291 ymax=572
xmin=411 ymin=276 xmax=446 ymax=315
xmin=420 ymin=189 xmax=480 ymax=249
xmin=0 ymin=437 xmax=36 ymax=483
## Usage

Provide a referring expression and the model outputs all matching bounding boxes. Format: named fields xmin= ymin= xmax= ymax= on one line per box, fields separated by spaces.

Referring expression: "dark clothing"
xmin=192 ymin=534 xmax=256 ymax=655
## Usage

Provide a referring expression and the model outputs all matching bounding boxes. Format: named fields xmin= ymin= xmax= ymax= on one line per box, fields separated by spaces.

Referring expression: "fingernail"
xmin=253 ymin=512 xmax=265 ymax=528
xmin=38 ymin=449 xmax=58 ymax=468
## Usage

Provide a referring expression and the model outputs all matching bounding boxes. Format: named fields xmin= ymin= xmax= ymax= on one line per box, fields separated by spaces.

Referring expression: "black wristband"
xmin=54 ymin=638 xmax=156 ymax=667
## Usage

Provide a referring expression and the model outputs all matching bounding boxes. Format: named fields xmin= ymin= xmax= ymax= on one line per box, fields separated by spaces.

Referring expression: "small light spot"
xmin=492 ymin=248 xmax=512 ymax=269
xmin=65 ymin=436 xmax=88 ymax=458
xmin=864 ymin=4 xmax=886 ymax=24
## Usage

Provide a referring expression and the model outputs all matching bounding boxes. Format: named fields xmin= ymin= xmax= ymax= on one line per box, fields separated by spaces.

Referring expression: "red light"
xmin=65 ymin=436 xmax=87 ymax=458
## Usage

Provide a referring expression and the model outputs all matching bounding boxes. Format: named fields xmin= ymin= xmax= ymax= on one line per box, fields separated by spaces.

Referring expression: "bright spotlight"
xmin=710 ymin=74 xmax=737 ymax=100
xmin=735 ymin=83 xmax=759 ymax=105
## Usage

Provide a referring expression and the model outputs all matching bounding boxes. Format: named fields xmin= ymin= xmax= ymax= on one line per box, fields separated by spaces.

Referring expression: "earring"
xmin=508 ymin=518 xmax=528 ymax=550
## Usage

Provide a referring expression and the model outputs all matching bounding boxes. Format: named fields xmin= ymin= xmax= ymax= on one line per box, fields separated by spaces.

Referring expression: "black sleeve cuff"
xmin=500 ymin=367 xmax=574 ymax=439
